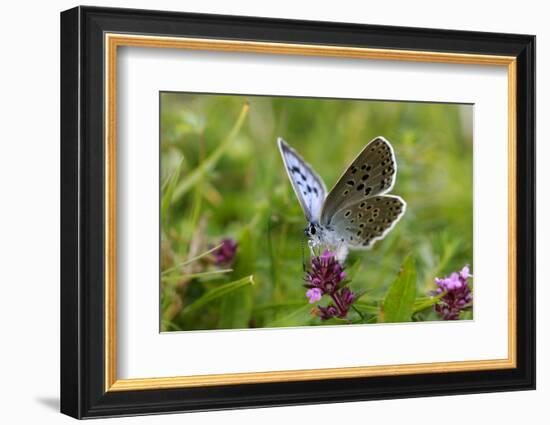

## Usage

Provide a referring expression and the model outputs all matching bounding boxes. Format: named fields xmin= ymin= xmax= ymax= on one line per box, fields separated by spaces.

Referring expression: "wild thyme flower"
xmin=338 ymin=287 xmax=356 ymax=308
xmin=318 ymin=287 xmax=357 ymax=320
xmin=305 ymin=250 xmax=356 ymax=320
xmin=317 ymin=305 xmax=339 ymax=320
xmin=306 ymin=287 xmax=323 ymax=303
xmin=305 ymin=250 xmax=346 ymax=295
xmin=433 ymin=265 xmax=473 ymax=320
xmin=213 ymin=239 xmax=238 ymax=266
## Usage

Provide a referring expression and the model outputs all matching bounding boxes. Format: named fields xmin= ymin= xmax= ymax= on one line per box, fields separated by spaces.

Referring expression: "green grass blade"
xmin=161 ymin=320 xmax=182 ymax=332
xmin=173 ymin=103 xmax=249 ymax=200
xmin=161 ymin=269 xmax=233 ymax=283
xmin=179 ymin=275 xmax=254 ymax=317
xmin=161 ymin=158 xmax=185 ymax=221
xmin=161 ymin=244 xmax=223 ymax=276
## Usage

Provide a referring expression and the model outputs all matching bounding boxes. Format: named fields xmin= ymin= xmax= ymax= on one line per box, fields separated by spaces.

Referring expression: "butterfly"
xmin=278 ymin=136 xmax=406 ymax=260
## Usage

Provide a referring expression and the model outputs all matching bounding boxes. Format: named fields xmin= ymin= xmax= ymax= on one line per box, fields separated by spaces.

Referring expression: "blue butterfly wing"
xmin=277 ymin=138 xmax=327 ymax=223
xmin=321 ymin=136 xmax=398 ymax=226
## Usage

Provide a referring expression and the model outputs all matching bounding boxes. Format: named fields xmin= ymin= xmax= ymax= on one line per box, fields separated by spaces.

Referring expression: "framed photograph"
xmin=60 ymin=6 xmax=535 ymax=419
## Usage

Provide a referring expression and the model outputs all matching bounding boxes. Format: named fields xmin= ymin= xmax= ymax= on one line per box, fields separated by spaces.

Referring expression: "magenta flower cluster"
xmin=213 ymin=239 xmax=238 ymax=266
xmin=305 ymin=250 xmax=356 ymax=320
xmin=433 ymin=266 xmax=473 ymax=320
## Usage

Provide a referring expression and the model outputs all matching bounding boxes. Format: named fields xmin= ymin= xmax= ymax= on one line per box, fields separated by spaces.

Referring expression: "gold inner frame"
xmin=104 ymin=33 xmax=517 ymax=392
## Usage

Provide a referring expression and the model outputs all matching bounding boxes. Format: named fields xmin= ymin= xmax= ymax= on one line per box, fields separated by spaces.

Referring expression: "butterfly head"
xmin=304 ymin=222 xmax=323 ymax=246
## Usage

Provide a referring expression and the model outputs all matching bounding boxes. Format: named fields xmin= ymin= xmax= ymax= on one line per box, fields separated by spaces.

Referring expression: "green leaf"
xmin=179 ymin=275 xmax=254 ymax=317
xmin=264 ymin=303 xmax=312 ymax=328
xmin=381 ymin=256 xmax=417 ymax=323
xmin=173 ymin=103 xmax=249 ymax=200
xmin=353 ymin=301 xmax=381 ymax=315
xmin=320 ymin=316 xmax=352 ymax=326
xmin=253 ymin=301 xmax=309 ymax=313
xmin=413 ymin=293 xmax=444 ymax=313
xmin=217 ymin=228 xmax=255 ymax=329
xmin=459 ymin=309 xmax=473 ymax=320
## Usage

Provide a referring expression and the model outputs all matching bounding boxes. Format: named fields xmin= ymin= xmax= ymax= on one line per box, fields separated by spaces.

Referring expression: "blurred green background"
xmin=160 ymin=92 xmax=473 ymax=332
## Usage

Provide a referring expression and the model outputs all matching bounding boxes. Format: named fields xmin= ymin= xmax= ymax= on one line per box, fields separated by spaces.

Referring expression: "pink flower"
xmin=304 ymin=250 xmax=356 ymax=320
xmin=459 ymin=266 xmax=472 ymax=280
xmin=305 ymin=250 xmax=346 ymax=295
xmin=434 ymin=265 xmax=473 ymax=320
xmin=306 ymin=288 xmax=323 ymax=303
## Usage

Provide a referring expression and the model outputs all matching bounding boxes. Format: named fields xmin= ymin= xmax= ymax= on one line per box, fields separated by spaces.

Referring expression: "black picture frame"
xmin=60 ymin=5 xmax=535 ymax=419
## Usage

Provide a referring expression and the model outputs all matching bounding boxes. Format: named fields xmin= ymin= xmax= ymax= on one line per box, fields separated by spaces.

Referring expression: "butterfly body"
xmin=278 ymin=136 xmax=406 ymax=260
xmin=304 ymin=221 xmax=339 ymax=247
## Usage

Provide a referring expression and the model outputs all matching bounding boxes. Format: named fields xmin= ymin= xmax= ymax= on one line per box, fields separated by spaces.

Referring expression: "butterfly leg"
xmin=308 ymin=239 xmax=317 ymax=257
